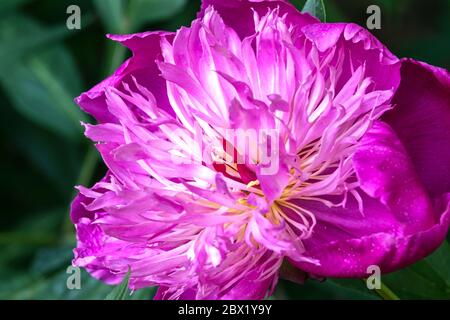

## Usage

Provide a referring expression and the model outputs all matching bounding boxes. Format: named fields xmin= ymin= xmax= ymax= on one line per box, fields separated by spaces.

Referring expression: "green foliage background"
xmin=0 ymin=0 xmax=449 ymax=300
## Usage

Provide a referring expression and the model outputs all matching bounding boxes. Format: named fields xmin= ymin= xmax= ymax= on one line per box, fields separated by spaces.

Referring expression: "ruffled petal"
xmin=199 ymin=0 xmax=318 ymax=38
xmin=214 ymin=269 xmax=277 ymax=300
xmin=301 ymin=22 xmax=400 ymax=92
xmin=75 ymin=31 xmax=174 ymax=122
xmin=71 ymin=192 xmax=134 ymax=285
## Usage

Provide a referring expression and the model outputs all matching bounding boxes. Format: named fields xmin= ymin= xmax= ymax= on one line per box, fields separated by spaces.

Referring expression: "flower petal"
xmin=307 ymin=201 xmax=449 ymax=278
xmin=71 ymin=192 xmax=132 ymax=285
xmin=199 ymin=0 xmax=317 ymax=39
xmin=290 ymin=121 xmax=450 ymax=277
xmin=301 ymin=23 xmax=400 ymax=91
xmin=383 ymin=58 xmax=450 ymax=196
xmin=75 ymin=31 xmax=174 ymax=122
xmin=154 ymin=286 xmax=196 ymax=300
xmin=353 ymin=121 xmax=436 ymax=231
xmin=154 ymin=258 xmax=279 ymax=300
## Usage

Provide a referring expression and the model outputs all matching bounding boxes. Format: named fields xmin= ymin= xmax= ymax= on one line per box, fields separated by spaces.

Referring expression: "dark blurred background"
xmin=0 ymin=0 xmax=449 ymax=299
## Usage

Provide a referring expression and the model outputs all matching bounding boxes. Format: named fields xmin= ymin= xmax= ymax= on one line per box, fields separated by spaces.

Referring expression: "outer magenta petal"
xmin=294 ymin=197 xmax=450 ymax=277
xmin=383 ymin=59 xmax=450 ymax=196
xmin=199 ymin=0 xmax=318 ymax=38
xmin=353 ymin=121 xmax=436 ymax=232
xmin=75 ymin=31 xmax=174 ymax=122
xmin=290 ymin=121 xmax=450 ymax=277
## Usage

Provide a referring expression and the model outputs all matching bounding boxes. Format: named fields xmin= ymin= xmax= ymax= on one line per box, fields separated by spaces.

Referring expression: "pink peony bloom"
xmin=71 ymin=0 xmax=450 ymax=299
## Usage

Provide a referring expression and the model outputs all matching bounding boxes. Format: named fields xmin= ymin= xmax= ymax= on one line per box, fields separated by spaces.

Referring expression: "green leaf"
xmin=300 ymin=242 xmax=450 ymax=300
xmin=0 ymin=208 xmax=62 ymax=247
xmin=274 ymin=279 xmax=379 ymax=300
xmin=302 ymin=0 xmax=326 ymax=22
xmin=94 ymin=0 xmax=188 ymax=34
xmin=30 ymin=246 xmax=74 ymax=275
xmin=0 ymin=110 xmax=80 ymax=190
xmin=0 ymin=0 xmax=32 ymax=15
xmin=329 ymin=278 xmax=381 ymax=299
xmin=129 ymin=0 xmax=188 ymax=30
xmin=0 ymin=268 xmax=111 ymax=300
xmin=105 ymin=270 xmax=131 ymax=300
xmin=0 ymin=14 xmax=70 ymax=72
xmin=381 ymin=241 xmax=450 ymax=299
xmin=129 ymin=287 xmax=156 ymax=300
xmin=94 ymin=0 xmax=126 ymax=33
xmin=0 ymin=244 xmax=112 ymax=300
xmin=1 ymin=55 xmax=88 ymax=140
xmin=0 ymin=15 xmax=89 ymax=140
xmin=423 ymin=240 xmax=450 ymax=287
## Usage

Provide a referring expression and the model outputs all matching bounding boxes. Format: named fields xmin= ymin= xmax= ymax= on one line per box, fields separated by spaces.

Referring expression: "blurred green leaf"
xmin=329 ymin=278 xmax=381 ymax=299
xmin=30 ymin=245 xmax=74 ymax=275
xmin=302 ymin=0 xmax=326 ymax=22
xmin=329 ymin=278 xmax=400 ymax=300
xmin=105 ymin=270 xmax=131 ymax=300
xmin=281 ymin=242 xmax=450 ymax=300
xmin=0 ymin=244 xmax=109 ymax=300
xmin=129 ymin=287 xmax=156 ymax=300
xmin=0 ymin=232 xmax=58 ymax=246
xmin=129 ymin=0 xmax=188 ymax=30
xmin=0 ymin=85 xmax=81 ymax=191
xmin=0 ymin=265 xmax=155 ymax=300
xmin=0 ymin=13 xmax=92 ymax=136
xmin=274 ymin=278 xmax=379 ymax=300
xmin=381 ymin=241 xmax=450 ymax=299
xmin=0 ymin=209 xmax=65 ymax=299
xmin=1 ymin=55 xmax=88 ymax=140
xmin=0 ymin=268 xmax=111 ymax=300
xmin=424 ymin=240 xmax=450 ymax=287
xmin=94 ymin=0 xmax=126 ymax=33
xmin=94 ymin=0 xmax=188 ymax=34
xmin=0 ymin=0 xmax=33 ymax=15
xmin=0 ymin=15 xmax=89 ymax=140
xmin=154 ymin=0 xmax=200 ymax=32
xmin=0 ymin=14 xmax=70 ymax=72
xmin=0 ymin=208 xmax=62 ymax=248
xmin=7 ymin=123 xmax=79 ymax=191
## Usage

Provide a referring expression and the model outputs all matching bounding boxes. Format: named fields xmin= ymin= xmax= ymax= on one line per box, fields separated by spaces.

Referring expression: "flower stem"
xmin=375 ymin=281 xmax=400 ymax=300
xmin=361 ymin=278 xmax=400 ymax=300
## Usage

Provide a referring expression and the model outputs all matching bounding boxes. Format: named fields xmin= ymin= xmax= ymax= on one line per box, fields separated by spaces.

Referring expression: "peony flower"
xmin=71 ymin=0 xmax=450 ymax=300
